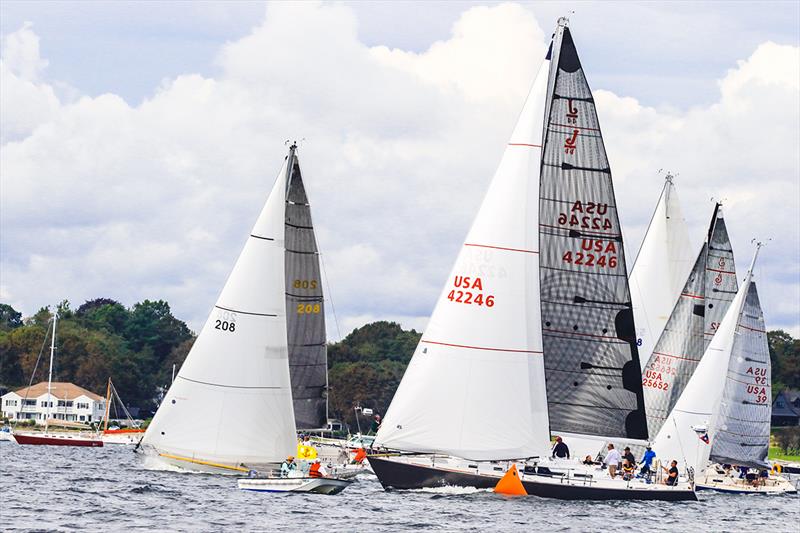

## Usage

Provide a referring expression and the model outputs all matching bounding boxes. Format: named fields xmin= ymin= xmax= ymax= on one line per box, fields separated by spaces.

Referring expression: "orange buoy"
xmin=494 ymin=464 xmax=528 ymax=496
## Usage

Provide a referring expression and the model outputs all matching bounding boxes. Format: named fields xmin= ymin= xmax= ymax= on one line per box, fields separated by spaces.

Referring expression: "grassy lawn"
xmin=768 ymin=446 xmax=800 ymax=462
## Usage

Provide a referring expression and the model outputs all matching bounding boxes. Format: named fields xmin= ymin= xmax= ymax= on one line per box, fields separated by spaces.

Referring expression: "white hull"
xmin=102 ymin=433 xmax=144 ymax=445
xmin=697 ymin=470 xmax=797 ymax=495
xmin=238 ymin=476 xmax=352 ymax=494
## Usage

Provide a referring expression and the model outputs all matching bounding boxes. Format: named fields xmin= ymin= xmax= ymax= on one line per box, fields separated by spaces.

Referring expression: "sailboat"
xmin=13 ymin=312 xmax=104 ymax=447
xmin=100 ymin=378 xmax=145 ymax=445
xmin=651 ymin=244 xmax=794 ymax=494
xmin=139 ymin=144 xmax=350 ymax=494
xmin=370 ymin=18 xmax=694 ymax=501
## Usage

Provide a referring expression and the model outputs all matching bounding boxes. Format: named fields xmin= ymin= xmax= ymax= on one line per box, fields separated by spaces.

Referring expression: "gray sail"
xmin=709 ymin=282 xmax=771 ymax=468
xmin=284 ymin=147 xmax=328 ymax=430
xmin=538 ymin=25 xmax=647 ymax=440
xmin=642 ymin=205 xmax=738 ymax=436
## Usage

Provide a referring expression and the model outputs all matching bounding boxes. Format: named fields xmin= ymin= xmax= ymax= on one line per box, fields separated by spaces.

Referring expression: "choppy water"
xmin=1 ymin=443 xmax=798 ymax=532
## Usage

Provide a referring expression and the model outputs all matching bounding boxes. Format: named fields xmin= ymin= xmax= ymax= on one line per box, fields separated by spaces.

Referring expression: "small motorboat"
xmin=0 ymin=427 xmax=15 ymax=442
xmin=238 ymin=475 xmax=352 ymax=494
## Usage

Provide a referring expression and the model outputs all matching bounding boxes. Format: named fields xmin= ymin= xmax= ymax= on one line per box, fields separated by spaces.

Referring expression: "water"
xmin=1 ymin=444 xmax=798 ymax=532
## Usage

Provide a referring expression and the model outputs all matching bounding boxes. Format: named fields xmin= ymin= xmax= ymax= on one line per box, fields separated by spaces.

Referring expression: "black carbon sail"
xmin=538 ymin=25 xmax=647 ymax=440
xmin=284 ymin=146 xmax=328 ymax=430
xmin=642 ymin=205 xmax=738 ymax=436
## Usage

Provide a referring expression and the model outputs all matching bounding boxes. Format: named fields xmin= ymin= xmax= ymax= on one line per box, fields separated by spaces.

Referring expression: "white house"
xmin=1 ymin=382 xmax=106 ymax=425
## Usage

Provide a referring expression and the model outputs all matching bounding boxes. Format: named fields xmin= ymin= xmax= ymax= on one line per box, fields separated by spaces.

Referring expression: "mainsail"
xmin=629 ymin=175 xmax=693 ymax=371
xmin=652 ymin=246 xmax=760 ymax=474
xmin=142 ymin=156 xmax=297 ymax=465
xmin=284 ymin=149 xmax=328 ymax=430
xmin=709 ymin=282 xmax=771 ymax=468
xmin=642 ymin=204 xmax=738 ymax=436
xmin=538 ymin=24 xmax=647 ymax=440
xmin=374 ymin=49 xmax=553 ymax=461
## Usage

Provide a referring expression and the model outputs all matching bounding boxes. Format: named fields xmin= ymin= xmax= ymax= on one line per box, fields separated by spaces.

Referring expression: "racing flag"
xmin=699 ymin=432 xmax=710 ymax=445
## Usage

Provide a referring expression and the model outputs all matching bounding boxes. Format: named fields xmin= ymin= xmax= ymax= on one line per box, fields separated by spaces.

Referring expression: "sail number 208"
xmin=215 ymin=310 xmax=237 ymax=333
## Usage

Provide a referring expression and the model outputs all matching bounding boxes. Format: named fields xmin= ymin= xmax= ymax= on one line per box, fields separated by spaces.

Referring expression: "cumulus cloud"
xmin=1 ymin=3 xmax=798 ymax=338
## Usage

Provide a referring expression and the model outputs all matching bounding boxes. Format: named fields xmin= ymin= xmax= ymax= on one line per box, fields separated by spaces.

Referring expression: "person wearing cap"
xmin=308 ymin=458 xmax=327 ymax=478
xmin=280 ymin=455 xmax=296 ymax=477
xmin=639 ymin=445 xmax=656 ymax=478
xmin=551 ymin=436 xmax=570 ymax=459
xmin=622 ymin=446 xmax=636 ymax=467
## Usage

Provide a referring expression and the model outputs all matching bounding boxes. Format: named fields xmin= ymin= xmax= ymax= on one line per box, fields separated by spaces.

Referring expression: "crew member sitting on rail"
xmin=309 ymin=459 xmax=327 ymax=478
xmin=604 ymin=444 xmax=622 ymax=479
xmin=280 ymin=456 xmax=296 ymax=477
xmin=621 ymin=459 xmax=634 ymax=481
xmin=551 ymin=436 xmax=570 ymax=459
xmin=661 ymin=460 xmax=679 ymax=486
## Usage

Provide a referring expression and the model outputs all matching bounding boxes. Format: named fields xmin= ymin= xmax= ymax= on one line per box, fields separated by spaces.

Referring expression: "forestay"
xmin=629 ymin=176 xmax=693 ymax=372
xmin=709 ymin=282 xmax=771 ymax=468
xmin=375 ymin=53 xmax=553 ymax=461
xmin=284 ymin=150 xmax=328 ymax=430
xmin=642 ymin=205 xmax=738 ymax=436
xmin=538 ymin=25 xmax=647 ymax=440
xmin=142 ymin=161 xmax=296 ymax=465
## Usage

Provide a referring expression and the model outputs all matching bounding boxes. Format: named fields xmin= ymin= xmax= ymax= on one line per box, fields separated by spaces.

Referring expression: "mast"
xmin=45 ymin=310 xmax=57 ymax=433
xmin=103 ymin=378 xmax=112 ymax=432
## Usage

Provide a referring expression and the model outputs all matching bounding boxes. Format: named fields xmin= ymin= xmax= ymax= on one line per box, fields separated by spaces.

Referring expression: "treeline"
xmin=0 ymin=300 xmax=193 ymax=412
xmin=1 ymin=299 xmax=798 ymax=423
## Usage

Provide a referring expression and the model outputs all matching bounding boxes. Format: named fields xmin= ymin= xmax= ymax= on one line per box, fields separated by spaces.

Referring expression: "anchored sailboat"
xmin=371 ymin=19 xmax=694 ymax=501
xmin=139 ymin=145 xmax=349 ymax=493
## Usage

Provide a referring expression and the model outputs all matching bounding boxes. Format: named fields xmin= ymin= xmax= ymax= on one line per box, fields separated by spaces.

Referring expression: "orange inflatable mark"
xmin=494 ymin=464 xmax=527 ymax=496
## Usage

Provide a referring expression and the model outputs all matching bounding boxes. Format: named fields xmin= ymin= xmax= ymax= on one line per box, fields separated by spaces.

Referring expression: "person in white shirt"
xmin=604 ymin=443 xmax=622 ymax=479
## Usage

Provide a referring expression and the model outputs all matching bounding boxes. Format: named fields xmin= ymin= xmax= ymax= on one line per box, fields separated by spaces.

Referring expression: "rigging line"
xmin=318 ymin=241 xmax=342 ymax=342
xmin=13 ymin=317 xmax=52 ymax=431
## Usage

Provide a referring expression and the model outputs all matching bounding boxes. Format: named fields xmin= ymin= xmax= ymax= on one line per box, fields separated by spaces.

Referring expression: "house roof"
xmin=9 ymin=382 xmax=103 ymax=402
xmin=772 ymin=389 xmax=800 ymax=417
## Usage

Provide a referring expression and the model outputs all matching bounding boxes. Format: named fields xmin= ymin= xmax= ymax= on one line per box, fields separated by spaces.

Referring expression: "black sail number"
xmin=215 ymin=310 xmax=237 ymax=333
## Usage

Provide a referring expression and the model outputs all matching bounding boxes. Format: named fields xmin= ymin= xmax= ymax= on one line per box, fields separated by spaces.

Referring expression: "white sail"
xmin=375 ymin=57 xmax=552 ymax=461
xmin=651 ymin=247 xmax=759 ymax=475
xmin=142 ymin=160 xmax=296 ymax=465
xmin=630 ymin=176 xmax=694 ymax=371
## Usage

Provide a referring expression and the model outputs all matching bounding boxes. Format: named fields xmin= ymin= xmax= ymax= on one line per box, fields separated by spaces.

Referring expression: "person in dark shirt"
xmin=662 ymin=460 xmax=679 ymax=486
xmin=551 ymin=436 xmax=570 ymax=459
xmin=622 ymin=446 xmax=636 ymax=467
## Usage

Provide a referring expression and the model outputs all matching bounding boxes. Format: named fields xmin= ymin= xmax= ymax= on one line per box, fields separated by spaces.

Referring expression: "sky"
xmin=1 ymin=1 xmax=799 ymax=339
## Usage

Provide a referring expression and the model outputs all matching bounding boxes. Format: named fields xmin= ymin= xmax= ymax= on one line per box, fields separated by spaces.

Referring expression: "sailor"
xmin=308 ymin=459 xmax=327 ymax=478
xmin=551 ymin=436 xmax=570 ymax=459
xmin=352 ymin=447 xmax=368 ymax=464
xmin=370 ymin=414 xmax=382 ymax=434
xmin=621 ymin=459 xmax=634 ymax=480
xmin=638 ymin=445 xmax=656 ymax=477
xmin=280 ymin=455 xmax=296 ymax=477
xmin=301 ymin=434 xmax=311 ymax=447
xmin=622 ymin=446 xmax=636 ymax=467
xmin=661 ymin=460 xmax=679 ymax=485
xmin=604 ymin=443 xmax=622 ymax=479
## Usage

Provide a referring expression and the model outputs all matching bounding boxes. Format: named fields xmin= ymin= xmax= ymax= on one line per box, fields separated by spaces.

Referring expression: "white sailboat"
xmin=139 ymin=144 xmax=350 ymax=494
xmin=370 ymin=18 xmax=694 ymax=501
xmin=651 ymin=243 xmax=794 ymax=494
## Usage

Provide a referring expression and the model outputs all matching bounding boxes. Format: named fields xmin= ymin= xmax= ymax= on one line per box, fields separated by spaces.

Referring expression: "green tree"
xmin=0 ymin=304 xmax=23 ymax=331
xmin=123 ymin=300 xmax=192 ymax=364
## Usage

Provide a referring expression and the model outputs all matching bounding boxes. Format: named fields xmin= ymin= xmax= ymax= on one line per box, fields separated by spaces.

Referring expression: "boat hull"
xmin=238 ymin=477 xmax=352 ymax=495
xmin=13 ymin=433 xmax=103 ymax=447
xmin=696 ymin=477 xmax=797 ymax=495
xmin=370 ymin=456 xmax=697 ymax=501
